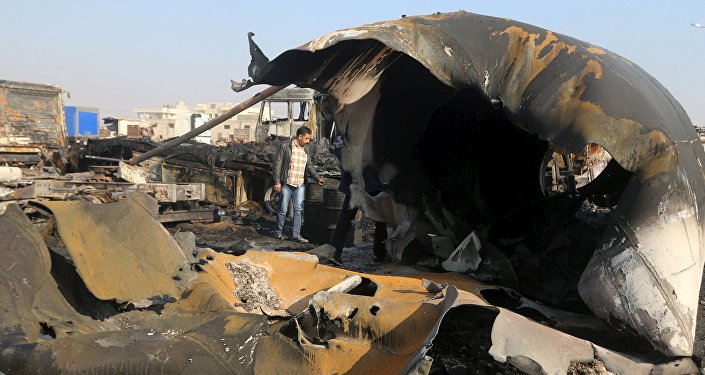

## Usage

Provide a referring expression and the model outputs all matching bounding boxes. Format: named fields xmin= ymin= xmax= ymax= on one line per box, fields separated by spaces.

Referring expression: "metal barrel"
xmin=303 ymin=182 xmax=327 ymax=243
xmin=305 ymin=182 xmax=324 ymax=202
xmin=322 ymin=181 xmax=346 ymax=229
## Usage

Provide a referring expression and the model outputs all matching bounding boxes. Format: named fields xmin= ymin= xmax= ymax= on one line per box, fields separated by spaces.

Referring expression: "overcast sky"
xmin=1 ymin=1 xmax=704 ymax=125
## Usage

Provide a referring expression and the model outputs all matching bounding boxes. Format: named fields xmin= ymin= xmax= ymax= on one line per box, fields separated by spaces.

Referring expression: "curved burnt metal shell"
xmin=243 ymin=11 xmax=705 ymax=356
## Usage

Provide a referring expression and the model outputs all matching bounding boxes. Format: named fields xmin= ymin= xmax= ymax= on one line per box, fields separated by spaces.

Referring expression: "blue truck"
xmin=64 ymin=106 xmax=99 ymax=137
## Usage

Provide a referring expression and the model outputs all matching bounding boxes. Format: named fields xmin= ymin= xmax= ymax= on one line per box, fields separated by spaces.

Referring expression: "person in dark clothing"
xmin=271 ymin=126 xmax=324 ymax=242
xmin=331 ymin=169 xmax=390 ymax=262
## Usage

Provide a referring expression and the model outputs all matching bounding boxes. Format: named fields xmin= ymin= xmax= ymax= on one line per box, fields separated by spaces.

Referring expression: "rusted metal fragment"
xmin=33 ymin=192 xmax=197 ymax=306
xmin=489 ymin=308 xmax=595 ymax=374
xmin=183 ymin=250 xmax=473 ymax=373
xmin=117 ymin=161 xmax=150 ymax=183
xmin=241 ymin=11 xmax=705 ymax=357
xmin=0 ymin=204 xmax=51 ymax=346
xmin=0 ymin=204 xmax=118 ymax=346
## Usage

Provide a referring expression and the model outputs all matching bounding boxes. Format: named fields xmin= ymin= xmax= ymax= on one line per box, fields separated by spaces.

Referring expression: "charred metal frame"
xmin=241 ymin=11 xmax=705 ymax=360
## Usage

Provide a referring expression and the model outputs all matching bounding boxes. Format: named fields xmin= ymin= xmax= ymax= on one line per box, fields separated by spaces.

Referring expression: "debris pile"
xmin=226 ymin=261 xmax=282 ymax=311
xmin=0 ymin=191 xmax=699 ymax=374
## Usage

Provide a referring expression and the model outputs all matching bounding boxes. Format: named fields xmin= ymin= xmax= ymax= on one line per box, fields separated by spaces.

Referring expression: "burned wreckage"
xmin=1 ymin=11 xmax=704 ymax=375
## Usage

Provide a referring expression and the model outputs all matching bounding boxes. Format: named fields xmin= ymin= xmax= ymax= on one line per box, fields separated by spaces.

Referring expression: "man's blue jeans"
xmin=276 ymin=183 xmax=305 ymax=238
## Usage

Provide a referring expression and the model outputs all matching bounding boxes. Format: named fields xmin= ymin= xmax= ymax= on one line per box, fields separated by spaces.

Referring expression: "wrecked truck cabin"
xmin=1 ymin=11 xmax=704 ymax=375
xmin=0 ymin=80 xmax=67 ymax=170
xmin=0 ymin=80 xmax=68 ymax=201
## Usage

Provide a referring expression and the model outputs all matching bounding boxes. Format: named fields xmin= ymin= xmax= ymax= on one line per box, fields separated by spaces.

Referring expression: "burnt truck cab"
xmin=254 ymin=87 xmax=320 ymax=141
xmin=254 ymin=87 xmax=340 ymax=212
xmin=0 ymin=80 xmax=67 ymax=171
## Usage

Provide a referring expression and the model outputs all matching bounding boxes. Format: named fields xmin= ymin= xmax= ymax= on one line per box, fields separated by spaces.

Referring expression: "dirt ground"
xmin=168 ymin=213 xmax=387 ymax=272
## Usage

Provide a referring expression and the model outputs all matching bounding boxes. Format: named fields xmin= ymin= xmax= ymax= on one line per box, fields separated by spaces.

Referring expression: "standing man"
xmin=272 ymin=126 xmax=324 ymax=242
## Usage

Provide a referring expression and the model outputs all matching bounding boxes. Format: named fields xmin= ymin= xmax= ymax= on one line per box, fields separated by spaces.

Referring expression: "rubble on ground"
xmin=226 ymin=261 xmax=282 ymax=311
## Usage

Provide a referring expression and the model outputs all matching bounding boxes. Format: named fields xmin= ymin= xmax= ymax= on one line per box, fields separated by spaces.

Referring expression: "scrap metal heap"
xmin=82 ymin=136 xmax=341 ymax=179
xmin=0 ymin=81 xmax=210 ymax=209
xmin=77 ymin=136 xmax=340 ymax=212
xmin=0 ymin=193 xmax=698 ymax=374
xmin=1 ymin=11 xmax=704 ymax=375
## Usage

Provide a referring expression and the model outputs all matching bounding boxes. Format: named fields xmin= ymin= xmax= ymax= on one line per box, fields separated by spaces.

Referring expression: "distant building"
xmin=192 ymin=103 xmax=263 ymax=143
xmin=103 ymin=117 xmax=150 ymax=137
xmin=120 ymin=101 xmax=265 ymax=144
xmin=133 ymin=101 xmax=191 ymax=141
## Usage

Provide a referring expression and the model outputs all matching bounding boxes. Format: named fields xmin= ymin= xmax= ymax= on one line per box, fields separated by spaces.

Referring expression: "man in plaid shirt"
xmin=271 ymin=126 xmax=324 ymax=242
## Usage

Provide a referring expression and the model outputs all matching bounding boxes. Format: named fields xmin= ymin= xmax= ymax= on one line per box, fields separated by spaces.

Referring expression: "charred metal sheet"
xmin=240 ymin=11 xmax=705 ymax=357
xmin=33 ymin=192 xmax=197 ymax=306
xmin=0 ymin=203 xmax=117 ymax=347
xmin=1 ymin=193 xmax=699 ymax=373
xmin=29 ymin=179 xmax=205 ymax=203
xmin=0 ymin=182 xmax=36 ymax=201
xmin=0 ymin=204 xmax=51 ymax=346
xmin=1 ymin=313 xmax=269 ymax=375
xmin=194 ymin=251 xmax=698 ymax=374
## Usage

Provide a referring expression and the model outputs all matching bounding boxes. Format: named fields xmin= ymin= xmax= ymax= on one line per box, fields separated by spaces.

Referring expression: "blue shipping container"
xmin=64 ymin=106 xmax=99 ymax=136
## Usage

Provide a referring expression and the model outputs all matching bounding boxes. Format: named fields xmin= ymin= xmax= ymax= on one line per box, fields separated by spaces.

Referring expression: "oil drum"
xmin=302 ymin=181 xmax=327 ymax=242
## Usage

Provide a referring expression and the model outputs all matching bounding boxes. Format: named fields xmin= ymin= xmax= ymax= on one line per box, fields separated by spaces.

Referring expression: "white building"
xmin=103 ymin=117 xmax=150 ymax=137
xmin=125 ymin=101 xmax=264 ymax=144
xmin=133 ymin=101 xmax=191 ymax=141
xmin=192 ymin=103 xmax=263 ymax=143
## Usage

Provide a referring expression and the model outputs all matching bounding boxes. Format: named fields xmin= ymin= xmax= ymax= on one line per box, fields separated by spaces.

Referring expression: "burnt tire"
xmin=264 ymin=186 xmax=279 ymax=214
xmin=264 ymin=186 xmax=295 ymax=216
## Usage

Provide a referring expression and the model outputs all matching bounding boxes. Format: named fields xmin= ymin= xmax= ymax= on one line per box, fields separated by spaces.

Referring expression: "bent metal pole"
xmin=128 ymin=85 xmax=285 ymax=165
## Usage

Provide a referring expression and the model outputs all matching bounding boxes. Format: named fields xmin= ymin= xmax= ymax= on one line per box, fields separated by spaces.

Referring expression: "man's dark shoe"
xmin=292 ymin=236 xmax=309 ymax=243
xmin=274 ymin=233 xmax=286 ymax=240
xmin=329 ymin=256 xmax=343 ymax=266
xmin=330 ymin=250 xmax=343 ymax=265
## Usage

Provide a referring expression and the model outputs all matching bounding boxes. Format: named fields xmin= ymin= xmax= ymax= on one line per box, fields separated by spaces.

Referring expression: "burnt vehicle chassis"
xmin=79 ymin=136 xmax=340 ymax=214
